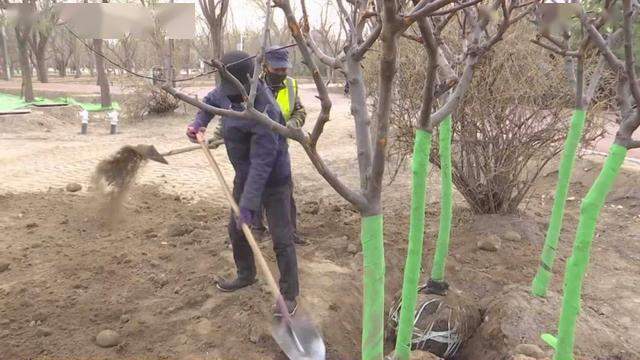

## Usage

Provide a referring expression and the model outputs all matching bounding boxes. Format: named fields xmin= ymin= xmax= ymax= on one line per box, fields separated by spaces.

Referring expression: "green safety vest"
xmin=275 ymin=76 xmax=298 ymax=121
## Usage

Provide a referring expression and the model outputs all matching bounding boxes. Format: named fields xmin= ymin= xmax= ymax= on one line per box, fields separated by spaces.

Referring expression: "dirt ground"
xmin=1 ymin=80 xmax=640 ymax=359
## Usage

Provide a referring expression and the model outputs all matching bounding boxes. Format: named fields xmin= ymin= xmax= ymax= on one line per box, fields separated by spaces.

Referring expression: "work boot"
xmin=292 ymin=232 xmax=307 ymax=246
xmin=273 ymin=299 xmax=298 ymax=318
xmin=215 ymin=276 xmax=257 ymax=293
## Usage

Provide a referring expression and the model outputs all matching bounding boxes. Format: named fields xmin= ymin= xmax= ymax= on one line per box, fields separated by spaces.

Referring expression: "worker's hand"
xmin=286 ymin=118 xmax=302 ymax=129
xmin=186 ymin=123 xmax=206 ymax=143
xmin=236 ymin=207 xmax=254 ymax=231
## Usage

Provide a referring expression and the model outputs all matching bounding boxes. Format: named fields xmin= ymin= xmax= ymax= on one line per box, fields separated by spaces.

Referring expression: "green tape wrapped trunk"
xmin=532 ymin=109 xmax=586 ymax=297
xmin=361 ymin=214 xmax=385 ymax=360
xmin=553 ymin=144 xmax=627 ymax=360
xmin=431 ymin=116 xmax=453 ymax=282
xmin=394 ymin=129 xmax=433 ymax=360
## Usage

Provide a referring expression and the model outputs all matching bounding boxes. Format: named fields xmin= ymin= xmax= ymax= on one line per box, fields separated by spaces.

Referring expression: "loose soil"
xmin=1 ymin=80 xmax=639 ymax=359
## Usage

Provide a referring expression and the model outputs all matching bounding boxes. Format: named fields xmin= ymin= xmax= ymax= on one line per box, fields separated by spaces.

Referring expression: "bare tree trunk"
xmin=15 ymin=27 xmax=34 ymax=101
xmin=0 ymin=26 xmax=11 ymax=80
xmin=164 ymin=39 xmax=175 ymax=87
xmin=34 ymin=41 xmax=48 ymax=83
xmin=93 ymin=39 xmax=111 ymax=107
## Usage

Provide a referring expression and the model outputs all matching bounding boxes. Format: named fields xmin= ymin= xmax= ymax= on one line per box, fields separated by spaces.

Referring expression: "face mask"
xmin=227 ymin=94 xmax=244 ymax=104
xmin=266 ymin=72 xmax=287 ymax=86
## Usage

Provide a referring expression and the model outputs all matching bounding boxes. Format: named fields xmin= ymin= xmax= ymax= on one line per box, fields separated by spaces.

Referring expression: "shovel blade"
xmin=271 ymin=314 xmax=326 ymax=360
xmin=132 ymin=145 xmax=169 ymax=164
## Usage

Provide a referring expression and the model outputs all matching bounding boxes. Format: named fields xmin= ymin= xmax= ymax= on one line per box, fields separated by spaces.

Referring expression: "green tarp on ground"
xmin=0 ymin=92 xmax=120 ymax=112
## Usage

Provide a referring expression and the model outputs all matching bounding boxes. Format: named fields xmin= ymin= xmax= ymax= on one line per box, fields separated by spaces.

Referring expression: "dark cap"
xmin=218 ymin=50 xmax=255 ymax=96
xmin=265 ymin=46 xmax=291 ymax=68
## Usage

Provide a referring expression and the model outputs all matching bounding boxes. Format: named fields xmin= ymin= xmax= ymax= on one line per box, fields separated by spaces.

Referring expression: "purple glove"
xmin=236 ymin=207 xmax=253 ymax=231
xmin=186 ymin=121 xmax=206 ymax=143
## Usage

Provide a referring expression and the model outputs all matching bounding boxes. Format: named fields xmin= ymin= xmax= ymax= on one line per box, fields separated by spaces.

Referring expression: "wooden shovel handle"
xmin=195 ymin=133 xmax=283 ymax=300
xmin=161 ymin=138 xmax=224 ymax=157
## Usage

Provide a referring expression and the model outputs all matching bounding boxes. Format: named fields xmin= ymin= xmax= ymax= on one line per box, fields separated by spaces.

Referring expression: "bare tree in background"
xmin=28 ymin=0 xmax=56 ymax=83
xmin=50 ymin=25 xmax=75 ymax=77
xmin=104 ymin=35 xmax=137 ymax=72
xmin=0 ymin=15 xmax=11 ymax=80
xmin=93 ymin=0 xmax=111 ymax=107
xmin=199 ymin=0 xmax=228 ymax=60
xmin=5 ymin=0 xmax=36 ymax=101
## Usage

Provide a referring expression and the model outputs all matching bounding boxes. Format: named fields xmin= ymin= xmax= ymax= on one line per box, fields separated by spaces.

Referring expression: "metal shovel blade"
xmin=131 ymin=145 xmax=169 ymax=164
xmin=271 ymin=314 xmax=326 ymax=360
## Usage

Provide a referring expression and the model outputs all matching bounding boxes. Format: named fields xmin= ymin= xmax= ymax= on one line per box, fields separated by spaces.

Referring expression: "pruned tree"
xmin=199 ymin=0 xmax=229 ymax=60
xmin=527 ymin=1 xmax=640 ymax=359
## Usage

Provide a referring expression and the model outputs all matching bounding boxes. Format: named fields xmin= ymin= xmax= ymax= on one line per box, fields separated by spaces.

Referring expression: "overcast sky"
xmin=227 ymin=0 xmax=339 ymax=32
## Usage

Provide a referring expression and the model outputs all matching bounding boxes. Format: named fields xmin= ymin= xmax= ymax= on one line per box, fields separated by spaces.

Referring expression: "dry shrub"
xmin=365 ymin=24 xmax=607 ymax=213
xmin=118 ymin=75 xmax=180 ymax=121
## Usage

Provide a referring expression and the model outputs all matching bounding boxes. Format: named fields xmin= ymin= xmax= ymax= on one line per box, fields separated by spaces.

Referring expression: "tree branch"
xmin=353 ymin=21 xmax=382 ymax=59
xmin=273 ymin=0 xmax=332 ymax=147
xmin=531 ymin=39 xmax=579 ymax=57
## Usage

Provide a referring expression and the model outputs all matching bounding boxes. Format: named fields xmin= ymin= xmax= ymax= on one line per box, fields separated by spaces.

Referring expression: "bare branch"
xmin=431 ymin=62 xmax=474 ymax=127
xmin=430 ymin=0 xmax=483 ymax=16
xmin=583 ymin=18 xmax=625 ymax=71
xmin=273 ymin=0 xmax=332 ymax=147
xmin=248 ymin=0 xmax=272 ymax=106
xmin=531 ymin=39 xmax=579 ymax=57
xmin=353 ymin=21 xmax=382 ymax=59
xmin=406 ymin=0 xmax=455 ymax=25
xmin=621 ymin=0 xmax=640 ymax=105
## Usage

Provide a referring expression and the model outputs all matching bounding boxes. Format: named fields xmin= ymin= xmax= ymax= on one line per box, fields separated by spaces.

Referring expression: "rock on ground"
xmin=514 ymin=344 xmax=546 ymax=359
xmin=477 ymin=235 xmax=501 ymax=252
xmin=502 ymin=230 xmax=522 ymax=242
xmin=0 ymin=262 xmax=9 ymax=273
xmin=65 ymin=182 xmax=82 ymax=192
xmin=96 ymin=329 xmax=120 ymax=348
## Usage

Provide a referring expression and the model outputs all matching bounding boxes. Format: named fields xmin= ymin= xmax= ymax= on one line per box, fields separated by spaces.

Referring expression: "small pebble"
xmin=120 ymin=314 xmax=130 ymax=323
xmin=514 ymin=343 xmax=546 ymax=359
xmin=502 ymin=230 xmax=522 ymax=242
xmin=0 ymin=262 xmax=10 ymax=273
xmin=65 ymin=183 xmax=82 ymax=192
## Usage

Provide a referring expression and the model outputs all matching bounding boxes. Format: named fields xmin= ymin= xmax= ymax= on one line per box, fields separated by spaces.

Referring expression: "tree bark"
xmin=0 ymin=26 xmax=11 ymax=80
xmin=15 ymin=27 xmax=34 ymax=101
xmin=34 ymin=43 xmax=48 ymax=83
xmin=93 ymin=39 xmax=111 ymax=108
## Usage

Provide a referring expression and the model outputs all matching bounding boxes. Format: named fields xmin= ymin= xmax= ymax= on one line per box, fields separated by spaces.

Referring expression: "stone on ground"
xmin=477 ymin=235 xmax=501 ymax=251
xmin=514 ymin=343 xmax=546 ymax=359
xmin=502 ymin=230 xmax=522 ymax=242
xmin=65 ymin=182 xmax=82 ymax=192
xmin=96 ymin=329 xmax=120 ymax=348
xmin=0 ymin=262 xmax=9 ymax=273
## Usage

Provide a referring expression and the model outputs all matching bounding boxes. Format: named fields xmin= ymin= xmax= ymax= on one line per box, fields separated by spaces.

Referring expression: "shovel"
xmin=132 ymin=138 xmax=225 ymax=165
xmin=194 ymin=132 xmax=326 ymax=360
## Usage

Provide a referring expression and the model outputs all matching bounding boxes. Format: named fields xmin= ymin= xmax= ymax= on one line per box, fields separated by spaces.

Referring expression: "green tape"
xmin=361 ymin=214 xmax=385 ymax=360
xmin=431 ymin=115 xmax=453 ymax=282
xmin=394 ymin=129 xmax=432 ymax=360
xmin=554 ymin=144 xmax=627 ymax=360
xmin=542 ymin=333 xmax=558 ymax=350
xmin=532 ymin=109 xmax=586 ymax=297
